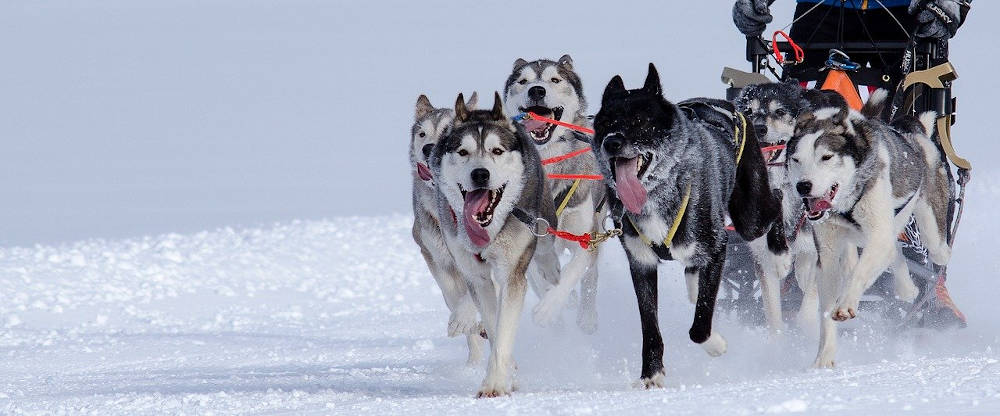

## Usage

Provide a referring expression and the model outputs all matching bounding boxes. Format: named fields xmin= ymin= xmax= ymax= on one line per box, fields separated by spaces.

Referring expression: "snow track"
xmin=2 ymin=212 xmax=999 ymax=414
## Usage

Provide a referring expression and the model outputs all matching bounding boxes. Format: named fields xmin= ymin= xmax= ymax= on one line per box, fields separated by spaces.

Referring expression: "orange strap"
xmin=547 ymin=227 xmax=592 ymax=250
xmin=547 ymin=173 xmax=603 ymax=180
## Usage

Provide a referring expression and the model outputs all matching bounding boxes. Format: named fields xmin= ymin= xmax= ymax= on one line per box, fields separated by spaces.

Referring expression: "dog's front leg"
xmin=533 ymin=243 xmax=590 ymax=328
xmin=832 ymin=209 xmax=896 ymax=321
xmin=625 ymin=250 xmax=665 ymax=388
xmin=690 ymin=244 xmax=728 ymax=357
xmin=812 ymin=224 xmax=845 ymax=368
xmin=749 ymin=236 xmax=788 ymax=335
xmin=477 ymin=254 xmax=529 ymax=398
xmin=526 ymin=236 xmax=559 ymax=299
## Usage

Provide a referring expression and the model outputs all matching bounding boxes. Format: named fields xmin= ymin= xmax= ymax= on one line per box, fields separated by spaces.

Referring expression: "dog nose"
xmin=421 ymin=143 xmax=434 ymax=159
xmin=796 ymin=181 xmax=812 ymax=196
xmin=471 ymin=168 xmax=490 ymax=188
xmin=528 ymin=86 xmax=546 ymax=101
xmin=754 ymin=125 xmax=768 ymax=138
xmin=603 ymin=136 xmax=624 ymax=155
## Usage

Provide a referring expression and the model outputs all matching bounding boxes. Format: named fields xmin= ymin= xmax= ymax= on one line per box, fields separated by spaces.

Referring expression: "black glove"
xmin=733 ymin=0 xmax=775 ymax=37
xmin=909 ymin=0 xmax=970 ymax=39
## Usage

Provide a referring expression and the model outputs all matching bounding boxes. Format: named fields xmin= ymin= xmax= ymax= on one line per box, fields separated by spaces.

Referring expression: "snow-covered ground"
xmin=3 ymin=173 xmax=1000 ymax=414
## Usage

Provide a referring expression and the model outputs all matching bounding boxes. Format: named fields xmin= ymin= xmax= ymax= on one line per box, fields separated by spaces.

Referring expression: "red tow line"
xmin=772 ymin=31 xmax=804 ymax=65
xmin=525 ymin=111 xmax=595 ymax=135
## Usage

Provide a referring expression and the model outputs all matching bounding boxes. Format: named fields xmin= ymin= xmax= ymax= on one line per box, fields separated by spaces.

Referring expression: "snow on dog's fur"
xmin=430 ymin=92 xmax=559 ymax=397
xmin=503 ymin=55 xmax=603 ymax=333
xmin=592 ymin=64 xmax=789 ymax=387
xmin=735 ymin=84 xmax=912 ymax=335
xmin=410 ymin=93 xmax=485 ymax=365
xmin=786 ymin=95 xmax=953 ymax=368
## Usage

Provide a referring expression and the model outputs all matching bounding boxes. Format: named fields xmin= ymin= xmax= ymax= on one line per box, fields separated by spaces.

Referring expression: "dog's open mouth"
xmin=804 ymin=184 xmax=838 ymax=221
xmin=762 ymin=140 xmax=787 ymax=165
xmin=611 ymin=153 xmax=652 ymax=214
xmin=519 ymin=106 xmax=564 ymax=144
xmin=460 ymin=184 xmax=506 ymax=247
xmin=416 ymin=163 xmax=432 ymax=181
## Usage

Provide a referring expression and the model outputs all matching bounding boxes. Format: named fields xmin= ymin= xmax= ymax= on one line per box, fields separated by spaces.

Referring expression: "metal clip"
xmin=587 ymin=228 xmax=622 ymax=252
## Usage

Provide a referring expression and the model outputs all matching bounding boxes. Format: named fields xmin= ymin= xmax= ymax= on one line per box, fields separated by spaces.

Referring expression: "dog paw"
xmin=576 ymin=306 xmax=598 ymax=334
xmin=811 ymin=356 xmax=835 ymax=369
xmin=477 ymin=378 xmax=513 ymax=398
xmin=448 ymin=301 xmax=480 ymax=337
xmin=532 ymin=288 xmax=569 ymax=328
xmin=894 ymin=276 xmax=919 ymax=303
xmin=831 ymin=298 xmax=858 ymax=321
xmin=700 ymin=331 xmax=728 ymax=357
xmin=634 ymin=371 xmax=666 ymax=389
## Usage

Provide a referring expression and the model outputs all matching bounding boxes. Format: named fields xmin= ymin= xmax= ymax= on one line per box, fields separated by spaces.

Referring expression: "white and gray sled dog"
xmin=735 ymin=84 xmax=918 ymax=334
xmin=410 ymin=93 xmax=486 ymax=364
xmin=786 ymin=98 xmax=953 ymax=368
xmin=430 ymin=92 xmax=560 ymax=397
xmin=503 ymin=55 xmax=604 ymax=333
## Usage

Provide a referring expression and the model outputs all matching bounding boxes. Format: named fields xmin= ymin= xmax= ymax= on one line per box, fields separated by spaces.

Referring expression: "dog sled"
xmin=717 ymin=5 xmax=972 ymax=330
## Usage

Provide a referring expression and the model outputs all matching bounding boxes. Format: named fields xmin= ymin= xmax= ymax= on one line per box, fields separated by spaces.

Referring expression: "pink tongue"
xmin=522 ymin=118 xmax=549 ymax=132
xmin=462 ymin=189 xmax=492 ymax=247
xmin=809 ymin=199 xmax=832 ymax=213
xmin=416 ymin=163 xmax=432 ymax=181
xmin=615 ymin=157 xmax=647 ymax=214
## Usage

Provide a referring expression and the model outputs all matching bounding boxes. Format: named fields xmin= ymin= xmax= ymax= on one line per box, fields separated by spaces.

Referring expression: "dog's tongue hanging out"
xmin=463 ymin=190 xmax=492 ymax=247
xmin=615 ymin=157 xmax=647 ymax=214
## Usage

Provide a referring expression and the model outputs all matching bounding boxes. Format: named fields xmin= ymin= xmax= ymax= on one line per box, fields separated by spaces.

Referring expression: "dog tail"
xmin=860 ymin=88 xmax=889 ymax=119
xmin=918 ymin=111 xmax=937 ymax=137
xmin=915 ymin=111 xmax=941 ymax=166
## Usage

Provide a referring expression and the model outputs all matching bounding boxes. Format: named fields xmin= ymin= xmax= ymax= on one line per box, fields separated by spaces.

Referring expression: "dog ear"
xmin=557 ymin=54 xmax=573 ymax=70
xmin=602 ymin=75 xmax=627 ymax=103
xmin=643 ymin=63 xmax=662 ymax=96
xmin=513 ymin=58 xmax=528 ymax=71
xmin=490 ymin=92 xmax=504 ymax=121
xmin=466 ymin=91 xmax=478 ymax=109
xmin=455 ymin=93 xmax=469 ymax=122
xmin=416 ymin=95 xmax=433 ymax=119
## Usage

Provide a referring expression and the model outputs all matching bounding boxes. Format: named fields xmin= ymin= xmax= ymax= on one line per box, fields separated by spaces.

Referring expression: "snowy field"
xmin=4 ymin=0 xmax=1000 ymax=414
xmin=3 ymin=172 xmax=1000 ymax=414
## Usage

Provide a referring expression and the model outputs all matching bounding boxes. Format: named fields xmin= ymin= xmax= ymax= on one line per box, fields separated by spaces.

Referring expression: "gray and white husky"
xmin=786 ymin=100 xmax=953 ymax=368
xmin=503 ymin=55 xmax=604 ymax=333
xmin=410 ymin=93 xmax=485 ymax=364
xmin=431 ymin=92 xmax=559 ymax=397
xmin=593 ymin=64 xmax=789 ymax=387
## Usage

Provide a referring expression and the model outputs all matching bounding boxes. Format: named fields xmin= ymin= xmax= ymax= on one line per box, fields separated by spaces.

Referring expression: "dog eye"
xmin=774 ymin=109 xmax=787 ymax=117
xmin=821 ymin=154 xmax=833 ymax=161
xmin=418 ymin=132 xmax=426 ymax=138
xmin=518 ymin=79 xmax=527 ymax=85
xmin=550 ymin=78 xmax=561 ymax=84
xmin=457 ymin=149 xmax=469 ymax=156
xmin=791 ymin=157 xmax=800 ymax=164
xmin=491 ymin=148 xmax=504 ymax=156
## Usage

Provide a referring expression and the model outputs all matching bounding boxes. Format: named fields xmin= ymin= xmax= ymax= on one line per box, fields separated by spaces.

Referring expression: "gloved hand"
xmin=909 ymin=0 xmax=969 ymax=39
xmin=733 ymin=0 xmax=776 ymax=37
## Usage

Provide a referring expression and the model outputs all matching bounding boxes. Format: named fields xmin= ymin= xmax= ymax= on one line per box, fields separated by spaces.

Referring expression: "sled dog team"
xmin=410 ymin=56 xmax=953 ymax=397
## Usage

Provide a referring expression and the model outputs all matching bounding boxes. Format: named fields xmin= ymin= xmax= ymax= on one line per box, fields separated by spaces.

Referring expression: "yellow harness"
xmin=627 ymin=111 xmax=749 ymax=248
xmin=555 ymin=179 xmax=581 ymax=217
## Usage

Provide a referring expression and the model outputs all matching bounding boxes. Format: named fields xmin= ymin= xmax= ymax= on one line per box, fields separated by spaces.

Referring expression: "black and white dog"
xmin=431 ymin=92 xmax=560 ymax=397
xmin=786 ymin=101 xmax=953 ymax=368
xmin=593 ymin=64 xmax=788 ymax=387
